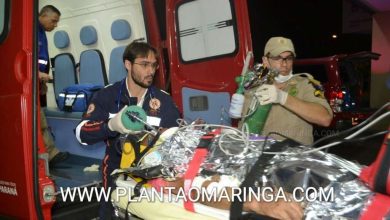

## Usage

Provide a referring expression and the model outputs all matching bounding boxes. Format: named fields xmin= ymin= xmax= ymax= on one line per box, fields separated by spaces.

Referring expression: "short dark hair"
xmin=123 ymin=41 xmax=158 ymax=63
xmin=39 ymin=5 xmax=61 ymax=17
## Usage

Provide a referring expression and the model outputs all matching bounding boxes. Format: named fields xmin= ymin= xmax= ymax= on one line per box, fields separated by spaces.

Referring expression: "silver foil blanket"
xmin=155 ymin=127 xmax=374 ymax=219
xmin=156 ymin=126 xmax=274 ymax=181
xmin=263 ymin=148 xmax=373 ymax=219
xmin=158 ymin=127 xmax=207 ymax=178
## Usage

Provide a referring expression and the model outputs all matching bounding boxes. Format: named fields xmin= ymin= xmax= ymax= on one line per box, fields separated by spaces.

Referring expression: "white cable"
xmin=177 ymin=110 xmax=388 ymax=157
xmin=176 ymin=118 xmax=189 ymax=127
xmin=241 ymin=52 xmax=253 ymax=77
xmin=240 ymin=122 xmax=272 ymax=153
xmin=263 ymin=111 xmax=390 ymax=155
xmin=302 ymin=111 xmax=389 ymax=154
xmin=240 ymin=97 xmax=259 ymax=119
xmin=176 ymin=123 xmax=255 ymax=157
xmin=170 ymin=110 xmax=389 ymax=157
xmin=219 ymin=134 xmax=247 ymax=156
xmin=345 ymin=112 xmax=389 ymax=139
xmin=177 ymin=122 xmax=275 ymax=157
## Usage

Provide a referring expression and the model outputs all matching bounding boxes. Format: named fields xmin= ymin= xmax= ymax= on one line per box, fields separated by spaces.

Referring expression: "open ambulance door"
xmin=165 ymin=0 xmax=253 ymax=124
xmin=0 ymin=0 xmax=53 ymax=219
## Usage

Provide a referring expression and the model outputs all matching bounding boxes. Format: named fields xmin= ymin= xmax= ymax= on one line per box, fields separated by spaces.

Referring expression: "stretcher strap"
xmin=183 ymin=130 xmax=219 ymax=212
xmin=183 ymin=148 xmax=208 ymax=212
xmin=359 ymin=193 xmax=390 ymax=220
xmin=373 ymin=138 xmax=390 ymax=195
xmin=360 ymin=133 xmax=390 ymax=195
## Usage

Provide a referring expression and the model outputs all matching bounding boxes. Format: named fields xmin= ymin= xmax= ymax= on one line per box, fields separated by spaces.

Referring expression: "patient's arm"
xmin=243 ymin=195 xmax=304 ymax=220
xmin=162 ymin=177 xmax=304 ymax=220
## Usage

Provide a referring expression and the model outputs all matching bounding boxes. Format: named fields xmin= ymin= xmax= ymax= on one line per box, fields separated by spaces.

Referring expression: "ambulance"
xmin=0 ymin=0 xmax=388 ymax=219
xmin=0 ymin=0 xmax=253 ymax=218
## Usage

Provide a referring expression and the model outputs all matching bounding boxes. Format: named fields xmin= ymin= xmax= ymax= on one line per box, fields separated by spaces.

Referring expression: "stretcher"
xmin=112 ymin=176 xmax=229 ymax=220
xmin=110 ymin=123 xmax=390 ymax=219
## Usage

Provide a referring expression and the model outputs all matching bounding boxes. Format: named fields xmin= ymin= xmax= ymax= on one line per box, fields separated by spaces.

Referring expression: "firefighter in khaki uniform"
xmin=241 ymin=37 xmax=333 ymax=144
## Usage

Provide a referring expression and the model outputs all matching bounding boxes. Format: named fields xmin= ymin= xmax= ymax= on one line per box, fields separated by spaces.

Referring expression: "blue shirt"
xmin=75 ymin=79 xmax=180 ymax=189
xmin=38 ymin=23 xmax=49 ymax=73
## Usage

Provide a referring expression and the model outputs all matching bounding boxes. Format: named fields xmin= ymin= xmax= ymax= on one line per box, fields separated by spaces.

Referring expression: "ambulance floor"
xmin=50 ymin=153 xmax=102 ymax=189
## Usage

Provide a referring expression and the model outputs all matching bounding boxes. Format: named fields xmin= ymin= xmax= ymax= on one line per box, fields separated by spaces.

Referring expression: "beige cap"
xmin=264 ymin=37 xmax=296 ymax=57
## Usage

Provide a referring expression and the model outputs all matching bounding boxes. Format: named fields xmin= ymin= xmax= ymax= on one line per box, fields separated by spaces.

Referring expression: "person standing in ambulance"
xmin=38 ymin=5 xmax=69 ymax=166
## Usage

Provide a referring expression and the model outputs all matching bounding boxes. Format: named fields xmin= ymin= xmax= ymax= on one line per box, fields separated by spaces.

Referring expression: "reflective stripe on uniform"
xmin=38 ymin=59 xmax=48 ymax=65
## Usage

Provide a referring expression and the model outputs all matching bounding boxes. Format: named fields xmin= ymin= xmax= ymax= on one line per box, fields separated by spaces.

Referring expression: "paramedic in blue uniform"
xmin=38 ymin=5 xmax=59 ymax=107
xmin=38 ymin=5 xmax=69 ymax=165
xmin=75 ymin=42 xmax=180 ymax=219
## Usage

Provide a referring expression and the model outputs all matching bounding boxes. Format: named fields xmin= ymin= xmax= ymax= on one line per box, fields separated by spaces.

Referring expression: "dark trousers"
xmin=40 ymin=94 xmax=47 ymax=107
xmin=99 ymin=189 xmax=115 ymax=220
xmin=99 ymin=160 xmax=116 ymax=220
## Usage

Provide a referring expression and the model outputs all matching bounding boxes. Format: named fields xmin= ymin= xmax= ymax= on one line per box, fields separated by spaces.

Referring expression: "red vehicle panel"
xmin=0 ymin=1 xmax=55 ymax=219
xmin=294 ymin=52 xmax=377 ymax=131
xmin=0 ymin=1 xmax=386 ymax=219
xmin=165 ymin=0 xmax=253 ymax=113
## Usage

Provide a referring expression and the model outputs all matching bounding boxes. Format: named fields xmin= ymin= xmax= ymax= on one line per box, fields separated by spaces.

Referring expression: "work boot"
xmin=49 ymin=151 xmax=69 ymax=167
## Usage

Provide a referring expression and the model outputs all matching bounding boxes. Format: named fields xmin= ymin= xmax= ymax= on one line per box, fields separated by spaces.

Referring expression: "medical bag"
xmin=57 ymin=83 xmax=103 ymax=112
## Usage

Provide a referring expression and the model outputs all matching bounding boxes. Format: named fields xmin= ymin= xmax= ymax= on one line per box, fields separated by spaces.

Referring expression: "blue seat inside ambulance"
xmin=45 ymin=28 xmax=106 ymax=190
xmin=48 ymin=30 xmax=81 ymax=118
xmin=79 ymin=25 xmax=108 ymax=86
xmin=52 ymin=30 xmax=77 ymax=99
xmin=108 ymin=19 xmax=132 ymax=84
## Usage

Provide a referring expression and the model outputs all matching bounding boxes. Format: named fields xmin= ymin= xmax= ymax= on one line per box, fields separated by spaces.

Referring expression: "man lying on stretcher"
xmin=149 ymin=175 xmax=303 ymax=219
xmin=111 ymin=123 xmax=304 ymax=220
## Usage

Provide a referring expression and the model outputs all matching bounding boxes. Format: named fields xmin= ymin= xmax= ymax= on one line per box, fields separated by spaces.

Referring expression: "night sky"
xmin=247 ymin=0 xmax=372 ymax=60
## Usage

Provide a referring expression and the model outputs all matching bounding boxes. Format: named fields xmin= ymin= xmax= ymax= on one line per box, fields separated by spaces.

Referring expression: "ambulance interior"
xmin=39 ymin=0 xmax=150 ymax=217
xmin=40 ymin=0 xmax=249 ymax=218
xmin=39 ymin=0 xmax=390 ymax=219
